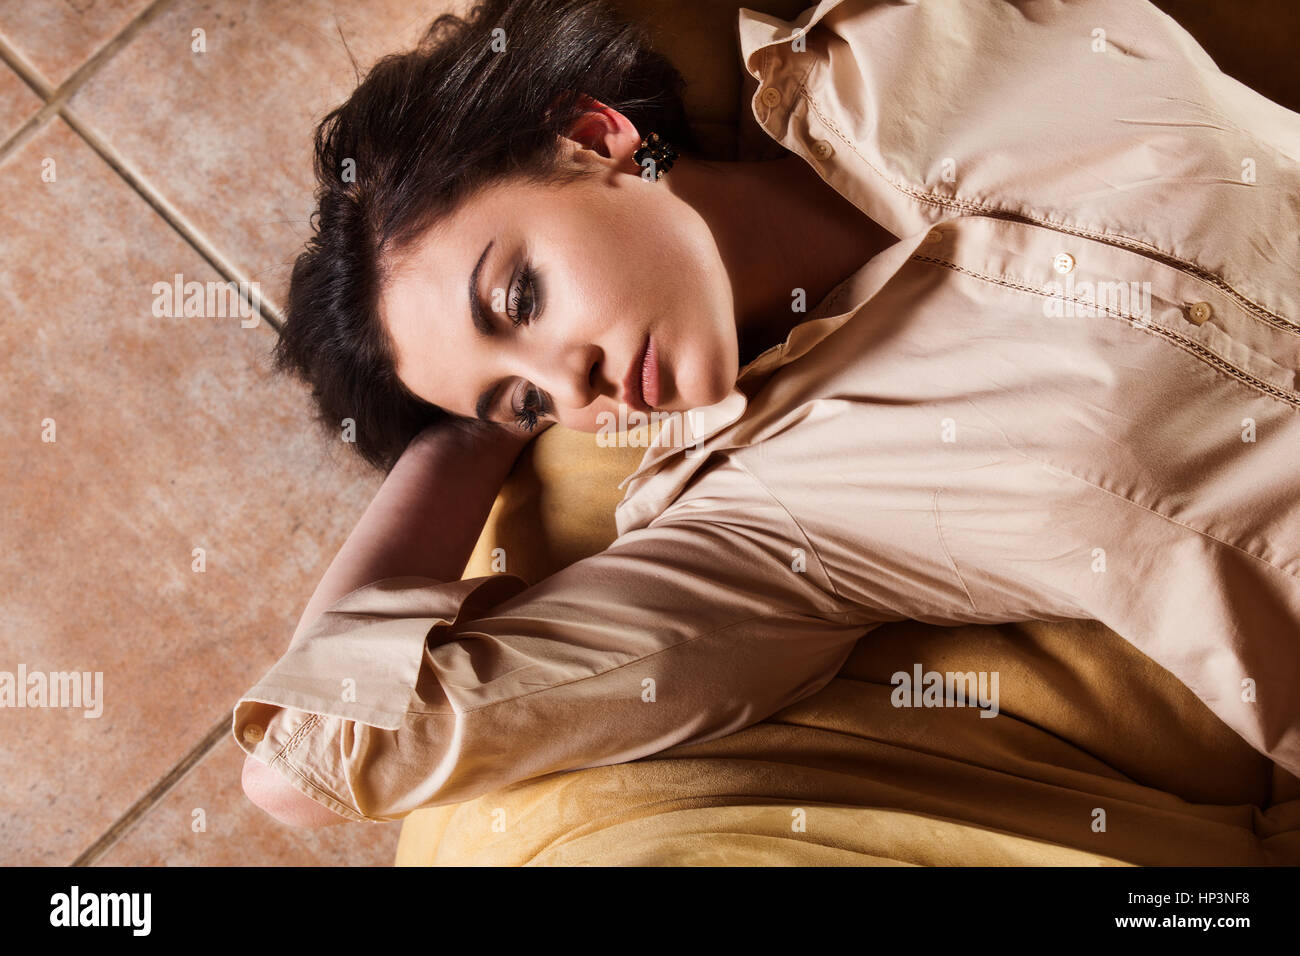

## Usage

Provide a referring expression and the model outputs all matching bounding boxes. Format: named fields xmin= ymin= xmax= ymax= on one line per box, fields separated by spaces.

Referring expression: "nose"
xmin=524 ymin=340 xmax=614 ymax=412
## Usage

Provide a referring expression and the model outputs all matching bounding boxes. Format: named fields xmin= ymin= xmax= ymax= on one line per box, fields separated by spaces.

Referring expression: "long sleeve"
xmin=232 ymin=463 xmax=875 ymax=822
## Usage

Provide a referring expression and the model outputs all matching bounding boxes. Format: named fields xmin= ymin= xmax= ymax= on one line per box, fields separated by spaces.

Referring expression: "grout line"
xmin=0 ymin=0 xmax=176 ymax=162
xmin=59 ymin=107 xmax=284 ymax=330
xmin=0 ymin=105 xmax=54 ymax=163
xmin=0 ymin=0 xmax=283 ymax=330
xmin=34 ymin=0 xmax=174 ymax=102
xmin=12 ymin=0 xmax=284 ymax=869
xmin=72 ymin=715 xmax=230 ymax=867
xmin=0 ymin=35 xmax=56 ymax=161
xmin=0 ymin=29 xmax=53 ymax=99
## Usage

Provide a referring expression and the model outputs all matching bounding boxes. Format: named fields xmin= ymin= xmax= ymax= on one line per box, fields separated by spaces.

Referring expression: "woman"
xmin=238 ymin=0 xmax=1300 ymax=827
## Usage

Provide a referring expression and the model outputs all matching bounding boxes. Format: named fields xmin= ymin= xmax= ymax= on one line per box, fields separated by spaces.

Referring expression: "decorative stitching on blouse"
xmin=910 ymin=253 xmax=1300 ymax=411
xmin=273 ymin=745 xmax=369 ymax=823
xmin=279 ymin=712 xmax=320 ymax=759
xmin=796 ymin=86 xmax=1299 ymax=337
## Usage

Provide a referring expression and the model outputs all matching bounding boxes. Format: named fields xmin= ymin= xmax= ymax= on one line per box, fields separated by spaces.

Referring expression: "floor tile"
xmin=0 ymin=61 xmax=40 ymax=144
xmin=94 ymin=737 xmax=401 ymax=865
xmin=0 ymin=0 xmax=154 ymax=89
xmin=0 ymin=116 xmax=379 ymax=864
xmin=65 ymin=0 xmax=461 ymax=313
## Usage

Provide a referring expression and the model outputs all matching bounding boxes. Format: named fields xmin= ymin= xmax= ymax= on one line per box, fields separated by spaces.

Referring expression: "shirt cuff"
xmin=231 ymin=573 xmax=529 ymax=818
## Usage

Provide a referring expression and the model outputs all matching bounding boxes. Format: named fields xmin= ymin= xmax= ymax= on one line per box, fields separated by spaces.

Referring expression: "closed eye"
xmin=513 ymin=384 xmax=550 ymax=432
xmin=507 ymin=262 xmax=542 ymax=326
xmin=508 ymin=260 xmax=548 ymax=430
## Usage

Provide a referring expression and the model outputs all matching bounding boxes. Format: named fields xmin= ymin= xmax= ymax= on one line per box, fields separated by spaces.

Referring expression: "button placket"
xmin=927 ymin=217 xmax=1300 ymax=409
xmin=803 ymin=111 xmax=835 ymax=163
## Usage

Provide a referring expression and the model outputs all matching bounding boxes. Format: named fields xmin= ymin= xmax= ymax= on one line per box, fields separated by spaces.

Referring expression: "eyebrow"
xmin=469 ymin=239 xmax=495 ymax=339
xmin=470 ymin=239 xmax=506 ymax=422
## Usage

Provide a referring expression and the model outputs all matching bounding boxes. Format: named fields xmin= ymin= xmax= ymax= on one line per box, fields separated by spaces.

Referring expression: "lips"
xmin=622 ymin=333 xmax=656 ymax=411
xmin=640 ymin=336 xmax=660 ymax=408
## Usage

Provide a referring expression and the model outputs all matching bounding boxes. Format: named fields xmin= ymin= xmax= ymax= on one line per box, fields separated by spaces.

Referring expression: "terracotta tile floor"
xmin=0 ymin=58 xmax=39 ymax=140
xmin=4 ymin=0 xmax=1296 ymax=871
xmin=0 ymin=0 xmax=154 ymax=89
xmin=0 ymin=0 xmax=477 ymax=865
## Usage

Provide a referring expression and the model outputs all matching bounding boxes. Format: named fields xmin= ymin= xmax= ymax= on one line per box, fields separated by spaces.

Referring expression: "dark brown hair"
xmin=273 ymin=0 xmax=699 ymax=473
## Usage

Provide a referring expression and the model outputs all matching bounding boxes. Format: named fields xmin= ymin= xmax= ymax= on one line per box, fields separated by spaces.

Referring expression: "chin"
xmin=698 ymin=369 xmax=737 ymax=407
xmin=672 ymin=355 xmax=736 ymax=412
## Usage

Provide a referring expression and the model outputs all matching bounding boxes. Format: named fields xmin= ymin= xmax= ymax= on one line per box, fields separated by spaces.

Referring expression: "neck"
xmin=666 ymin=153 xmax=895 ymax=368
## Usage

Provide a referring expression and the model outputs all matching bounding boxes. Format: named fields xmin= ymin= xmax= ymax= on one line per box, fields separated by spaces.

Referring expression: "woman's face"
xmin=379 ymin=149 xmax=739 ymax=436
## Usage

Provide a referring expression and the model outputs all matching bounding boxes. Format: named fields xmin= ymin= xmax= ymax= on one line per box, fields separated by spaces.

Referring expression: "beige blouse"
xmin=233 ymin=0 xmax=1300 ymax=821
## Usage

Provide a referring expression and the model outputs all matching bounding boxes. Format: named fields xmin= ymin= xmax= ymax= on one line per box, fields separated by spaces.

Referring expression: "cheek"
xmin=554 ymin=400 xmax=628 ymax=435
xmin=545 ymin=182 xmax=737 ymax=414
xmin=578 ymin=183 xmax=701 ymax=305
xmin=562 ymin=410 xmax=607 ymax=433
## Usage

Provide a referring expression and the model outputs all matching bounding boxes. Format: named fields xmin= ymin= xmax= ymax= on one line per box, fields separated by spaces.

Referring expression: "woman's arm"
xmin=289 ymin=421 xmax=533 ymax=646
xmin=236 ymin=456 xmax=875 ymax=826
xmin=245 ymin=419 xmax=535 ymax=828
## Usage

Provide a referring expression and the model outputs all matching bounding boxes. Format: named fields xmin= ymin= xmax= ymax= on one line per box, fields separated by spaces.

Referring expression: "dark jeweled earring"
xmin=633 ymin=132 xmax=678 ymax=181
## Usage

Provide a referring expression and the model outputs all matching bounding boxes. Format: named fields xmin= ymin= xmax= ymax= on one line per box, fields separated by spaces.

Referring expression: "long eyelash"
xmin=515 ymin=386 xmax=545 ymax=432
xmin=507 ymin=262 xmax=541 ymax=325
xmin=509 ymin=260 xmax=544 ymax=431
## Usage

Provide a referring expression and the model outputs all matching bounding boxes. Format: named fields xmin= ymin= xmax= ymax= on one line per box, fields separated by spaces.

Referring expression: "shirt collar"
xmin=736 ymin=0 xmax=851 ymax=72
xmin=613 ymin=0 xmax=926 ymax=530
xmin=614 ymin=226 xmax=936 ymax=533
xmin=612 ymin=2 xmax=853 ymax=499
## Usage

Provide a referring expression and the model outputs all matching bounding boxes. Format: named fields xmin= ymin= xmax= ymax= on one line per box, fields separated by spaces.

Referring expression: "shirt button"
xmin=1188 ymin=301 xmax=1213 ymax=324
xmin=924 ymin=228 xmax=944 ymax=245
xmin=242 ymin=724 xmax=264 ymax=744
xmin=811 ymin=139 xmax=834 ymax=160
xmin=1052 ymin=253 xmax=1075 ymax=275
xmin=760 ymin=86 xmax=782 ymax=107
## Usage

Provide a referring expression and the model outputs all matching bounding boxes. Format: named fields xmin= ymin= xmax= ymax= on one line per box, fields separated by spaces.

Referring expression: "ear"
xmin=555 ymin=93 xmax=644 ymax=171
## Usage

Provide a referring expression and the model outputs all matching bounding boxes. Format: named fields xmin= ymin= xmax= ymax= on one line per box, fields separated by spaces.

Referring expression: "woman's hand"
xmin=411 ymin=415 xmax=550 ymax=464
